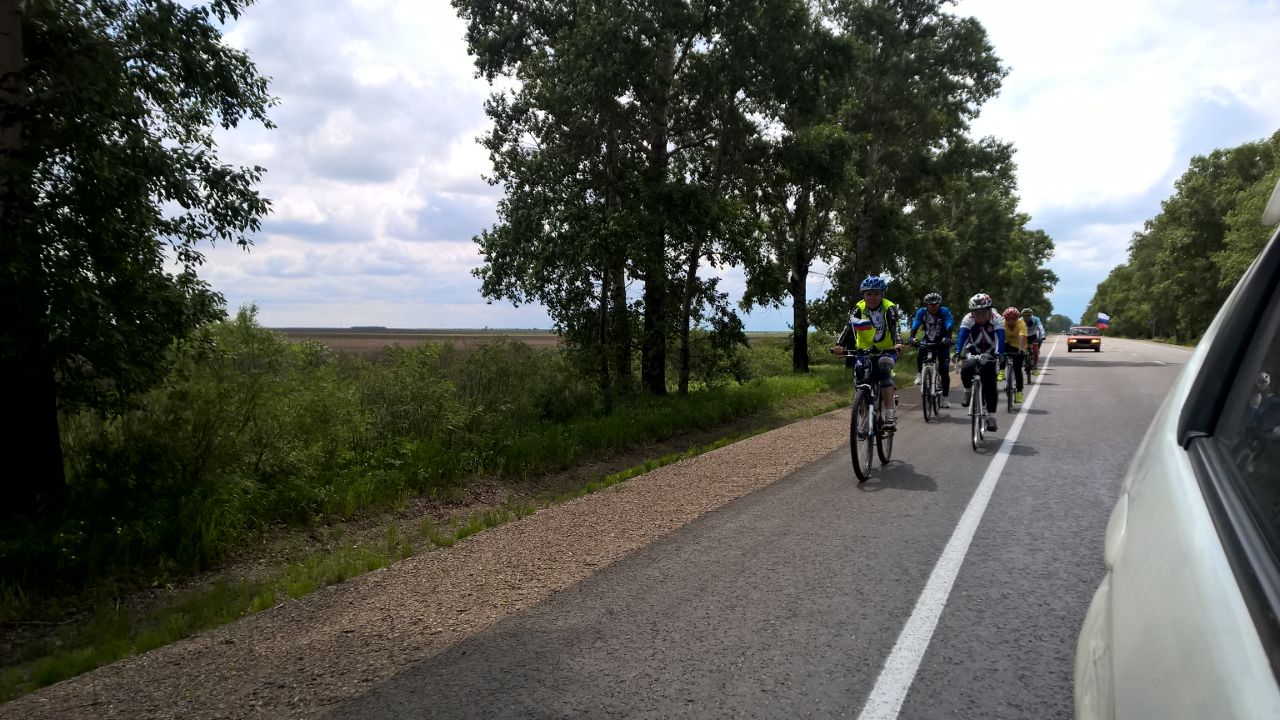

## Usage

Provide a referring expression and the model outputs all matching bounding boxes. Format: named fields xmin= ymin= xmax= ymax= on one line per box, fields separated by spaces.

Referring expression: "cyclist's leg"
xmin=938 ymin=350 xmax=952 ymax=398
xmin=980 ymin=362 xmax=998 ymax=412
xmin=959 ymin=358 xmax=975 ymax=405
xmin=1013 ymin=352 xmax=1024 ymax=391
xmin=878 ymin=353 xmax=897 ymax=419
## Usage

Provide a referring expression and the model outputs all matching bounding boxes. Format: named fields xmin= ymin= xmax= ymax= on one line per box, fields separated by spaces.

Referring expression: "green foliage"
xmin=1045 ymin=314 xmax=1074 ymax=333
xmin=1086 ymin=130 xmax=1280 ymax=341
xmin=0 ymin=311 xmax=853 ymax=595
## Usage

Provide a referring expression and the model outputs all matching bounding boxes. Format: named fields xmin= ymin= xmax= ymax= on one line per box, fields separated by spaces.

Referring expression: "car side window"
xmin=1215 ymin=289 xmax=1280 ymax=552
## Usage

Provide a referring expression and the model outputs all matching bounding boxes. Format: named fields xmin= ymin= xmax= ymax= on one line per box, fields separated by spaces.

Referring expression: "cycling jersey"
xmin=1026 ymin=315 xmax=1045 ymax=342
xmin=910 ymin=306 xmax=954 ymax=344
xmin=837 ymin=298 xmax=902 ymax=351
xmin=954 ymin=313 xmax=1005 ymax=356
xmin=1003 ymin=318 xmax=1028 ymax=352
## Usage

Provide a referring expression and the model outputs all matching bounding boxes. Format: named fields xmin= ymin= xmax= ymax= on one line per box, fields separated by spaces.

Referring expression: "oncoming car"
xmin=1067 ymin=326 xmax=1102 ymax=352
xmin=1074 ymin=178 xmax=1280 ymax=718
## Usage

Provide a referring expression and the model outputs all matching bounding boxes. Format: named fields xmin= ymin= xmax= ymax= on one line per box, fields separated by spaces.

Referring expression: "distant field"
xmin=276 ymin=328 xmax=793 ymax=357
xmin=276 ymin=328 xmax=562 ymax=356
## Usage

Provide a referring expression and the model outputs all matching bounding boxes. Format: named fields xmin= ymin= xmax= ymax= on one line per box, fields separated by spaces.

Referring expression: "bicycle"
xmin=964 ymin=352 xmax=996 ymax=451
xmin=915 ymin=340 xmax=949 ymax=423
xmin=844 ymin=350 xmax=897 ymax=482
xmin=1000 ymin=349 xmax=1024 ymax=413
xmin=1028 ymin=339 xmax=1041 ymax=376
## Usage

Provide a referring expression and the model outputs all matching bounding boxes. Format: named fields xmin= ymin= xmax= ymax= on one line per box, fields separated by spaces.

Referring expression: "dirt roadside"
xmin=0 ymin=399 xmax=868 ymax=719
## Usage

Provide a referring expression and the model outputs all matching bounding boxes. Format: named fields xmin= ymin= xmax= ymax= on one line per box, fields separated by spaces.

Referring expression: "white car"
xmin=1075 ymin=179 xmax=1280 ymax=718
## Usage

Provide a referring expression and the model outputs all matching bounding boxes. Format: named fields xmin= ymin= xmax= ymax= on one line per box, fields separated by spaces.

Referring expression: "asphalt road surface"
xmin=328 ymin=336 xmax=1192 ymax=720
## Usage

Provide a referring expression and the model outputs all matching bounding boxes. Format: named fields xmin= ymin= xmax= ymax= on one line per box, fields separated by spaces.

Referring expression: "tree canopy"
xmin=0 ymin=0 xmax=274 ymax=512
xmin=456 ymin=0 xmax=1058 ymax=383
xmin=1085 ymin=130 xmax=1280 ymax=341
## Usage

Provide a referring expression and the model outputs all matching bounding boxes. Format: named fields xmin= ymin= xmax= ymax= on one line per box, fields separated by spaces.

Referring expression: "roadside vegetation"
xmin=1084 ymin=131 xmax=1280 ymax=343
xmin=0 ymin=310 xmax=875 ymax=701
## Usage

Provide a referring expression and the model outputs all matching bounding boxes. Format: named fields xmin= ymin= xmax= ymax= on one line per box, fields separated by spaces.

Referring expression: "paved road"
xmin=329 ymin=337 xmax=1191 ymax=719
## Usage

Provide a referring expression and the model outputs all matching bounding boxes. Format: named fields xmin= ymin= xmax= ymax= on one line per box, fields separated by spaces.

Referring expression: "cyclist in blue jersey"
xmin=909 ymin=292 xmax=955 ymax=408
xmin=953 ymin=292 xmax=1006 ymax=432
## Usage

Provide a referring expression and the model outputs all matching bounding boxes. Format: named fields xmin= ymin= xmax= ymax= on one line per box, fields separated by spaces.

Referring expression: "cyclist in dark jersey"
xmin=909 ymin=292 xmax=955 ymax=408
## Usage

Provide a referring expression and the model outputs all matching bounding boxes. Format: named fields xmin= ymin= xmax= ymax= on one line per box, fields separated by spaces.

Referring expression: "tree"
xmin=1045 ymin=314 xmax=1073 ymax=333
xmin=0 ymin=0 xmax=274 ymax=514
xmin=457 ymin=0 xmax=807 ymax=395
xmin=820 ymin=0 xmax=1006 ymax=314
xmin=1084 ymin=131 xmax=1280 ymax=341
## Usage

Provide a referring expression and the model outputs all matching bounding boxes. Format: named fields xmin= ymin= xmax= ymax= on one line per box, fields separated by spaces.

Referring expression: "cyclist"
xmin=1022 ymin=308 xmax=1045 ymax=375
xmin=909 ymin=292 xmax=954 ymax=408
xmin=953 ymin=293 xmax=1005 ymax=432
xmin=1000 ymin=307 xmax=1027 ymax=404
xmin=832 ymin=275 xmax=905 ymax=427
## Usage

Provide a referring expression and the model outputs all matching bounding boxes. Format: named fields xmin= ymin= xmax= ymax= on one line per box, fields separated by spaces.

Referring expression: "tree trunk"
xmin=610 ymin=264 xmax=632 ymax=393
xmin=0 ymin=0 xmax=66 ymax=517
xmin=789 ymin=243 xmax=810 ymax=373
xmin=677 ymin=236 xmax=703 ymax=395
xmin=597 ymin=268 xmax=613 ymax=413
xmin=787 ymin=189 xmax=814 ymax=373
xmin=640 ymin=34 xmax=675 ymax=396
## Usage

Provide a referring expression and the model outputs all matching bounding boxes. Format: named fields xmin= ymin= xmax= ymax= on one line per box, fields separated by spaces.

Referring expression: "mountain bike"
xmin=1028 ymin=339 xmax=1041 ymax=376
xmin=964 ymin=352 xmax=995 ymax=451
xmin=916 ymin=341 xmax=949 ymax=423
xmin=845 ymin=350 xmax=896 ymax=482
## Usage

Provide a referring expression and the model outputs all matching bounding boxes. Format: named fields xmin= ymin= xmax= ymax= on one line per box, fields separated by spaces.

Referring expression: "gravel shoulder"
xmin=2 ymin=408 xmax=852 ymax=720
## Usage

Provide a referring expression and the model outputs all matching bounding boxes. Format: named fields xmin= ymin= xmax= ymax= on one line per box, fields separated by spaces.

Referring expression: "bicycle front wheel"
xmin=922 ymin=366 xmax=935 ymax=423
xmin=851 ymin=388 xmax=875 ymax=482
xmin=876 ymin=420 xmax=894 ymax=465
xmin=971 ymin=379 xmax=983 ymax=451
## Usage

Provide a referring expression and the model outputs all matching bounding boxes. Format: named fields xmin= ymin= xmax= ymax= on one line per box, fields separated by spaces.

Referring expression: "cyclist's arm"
xmin=835 ymin=323 xmax=854 ymax=349
xmin=996 ymin=326 xmax=1006 ymax=355
xmin=909 ymin=307 xmax=924 ymax=337
xmin=889 ymin=306 xmax=903 ymax=346
xmin=943 ymin=307 xmax=955 ymax=334
xmin=953 ymin=326 xmax=970 ymax=356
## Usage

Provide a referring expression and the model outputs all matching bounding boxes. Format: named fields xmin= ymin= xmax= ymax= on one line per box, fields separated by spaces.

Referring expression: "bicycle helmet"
xmin=923 ymin=292 xmax=942 ymax=305
xmin=1021 ymin=307 xmax=1034 ymax=316
xmin=860 ymin=275 xmax=888 ymax=292
xmin=1003 ymin=307 xmax=1020 ymax=322
xmin=968 ymin=293 xmax=993 ymax=310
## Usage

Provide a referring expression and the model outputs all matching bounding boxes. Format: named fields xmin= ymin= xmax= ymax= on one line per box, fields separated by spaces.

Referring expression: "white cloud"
xmin=959 ymin=0 xmax=1280 ymax=216
xmin=195 ymin=0 xmax=1278 ymax=330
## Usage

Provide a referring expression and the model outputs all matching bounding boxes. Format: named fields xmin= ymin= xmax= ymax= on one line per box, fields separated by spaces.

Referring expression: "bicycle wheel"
xmin=877 ymin=397 xmax=894 ymax=464
xmin=1005 ymin=368 xmax=1014 ymax=413
xmin=970 ymin=378 xmax=982 ymax=450
xmin=922 ymin=365 xmax=935 ymax=422
xmin=851 ymin=388 xmax=874 ymax=482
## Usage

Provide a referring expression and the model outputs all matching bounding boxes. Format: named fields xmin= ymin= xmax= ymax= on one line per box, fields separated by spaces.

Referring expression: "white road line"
xmin=855 ymin=338 xmax=1059 ymax=720
xmin=1154 ymin=360 xmax=1166 ymax=365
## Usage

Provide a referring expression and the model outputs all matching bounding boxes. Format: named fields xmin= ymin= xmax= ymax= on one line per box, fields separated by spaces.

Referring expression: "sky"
xmin=202 ymin=0 xmax=1280 ymax=330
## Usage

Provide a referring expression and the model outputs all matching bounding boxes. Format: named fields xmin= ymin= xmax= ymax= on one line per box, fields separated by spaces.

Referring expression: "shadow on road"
xmin=856 ymin=461 xmax=938 ymax=493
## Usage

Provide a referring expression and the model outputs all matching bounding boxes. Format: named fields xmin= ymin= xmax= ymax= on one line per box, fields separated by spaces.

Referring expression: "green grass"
xmin=1 ymin=356 xmax=860 ymax=703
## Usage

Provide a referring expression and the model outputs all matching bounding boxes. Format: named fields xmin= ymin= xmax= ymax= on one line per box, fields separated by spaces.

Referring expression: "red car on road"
xmin=1067 ymin=325 xmax=1102 ymax=352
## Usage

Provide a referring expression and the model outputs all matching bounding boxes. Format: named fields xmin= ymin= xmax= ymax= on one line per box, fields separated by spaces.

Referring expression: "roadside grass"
xmin=0 ymin=364 xmax=857 ymax=703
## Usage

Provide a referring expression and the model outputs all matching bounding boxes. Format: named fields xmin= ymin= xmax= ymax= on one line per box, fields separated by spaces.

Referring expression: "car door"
xmin=1076 ymin=217 xmax=1280 ymax=718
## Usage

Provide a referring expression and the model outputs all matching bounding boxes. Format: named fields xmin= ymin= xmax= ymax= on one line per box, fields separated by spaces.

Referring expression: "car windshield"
xmin=1071 ymin=327 xmax=1100 ymax=336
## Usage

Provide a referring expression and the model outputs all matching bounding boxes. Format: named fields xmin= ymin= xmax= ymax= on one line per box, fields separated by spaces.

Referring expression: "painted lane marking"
xmin=855 ymin=338 xmax=1058 ymax=720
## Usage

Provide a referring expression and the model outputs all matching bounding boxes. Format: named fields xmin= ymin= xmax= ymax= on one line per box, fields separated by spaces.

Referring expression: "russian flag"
xmin=851 ymin=314 xmax=873 ymax=332
xmin=1096 ymin=312 xmax=1111 ymax=330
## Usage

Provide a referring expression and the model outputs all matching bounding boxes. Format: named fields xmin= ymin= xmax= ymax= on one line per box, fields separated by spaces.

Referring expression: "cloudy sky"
xmin=203 ymin=0 xmax=1280 ymax=330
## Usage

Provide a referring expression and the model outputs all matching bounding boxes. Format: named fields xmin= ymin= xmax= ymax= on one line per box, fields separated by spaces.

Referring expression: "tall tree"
xmin=456 ymin=0 xmax=806 ymax=395
xmin=0 ymin=0 xmax=273 ymax=515
xmin=821 ymin=0 xmax=1006 ymax=314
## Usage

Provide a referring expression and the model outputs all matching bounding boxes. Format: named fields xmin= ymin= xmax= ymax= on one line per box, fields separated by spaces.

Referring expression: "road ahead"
xmin=330 ymin=336 xmax=1191 ymax=719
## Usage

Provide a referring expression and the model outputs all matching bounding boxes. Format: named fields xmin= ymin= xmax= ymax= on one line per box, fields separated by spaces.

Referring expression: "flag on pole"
xmin=1096 ymin=312 xmax=1111 ymax=330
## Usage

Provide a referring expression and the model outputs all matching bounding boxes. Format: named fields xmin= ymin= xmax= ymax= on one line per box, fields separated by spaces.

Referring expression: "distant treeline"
xmin=1085 ymin=131 xmax=1280 ymax=342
